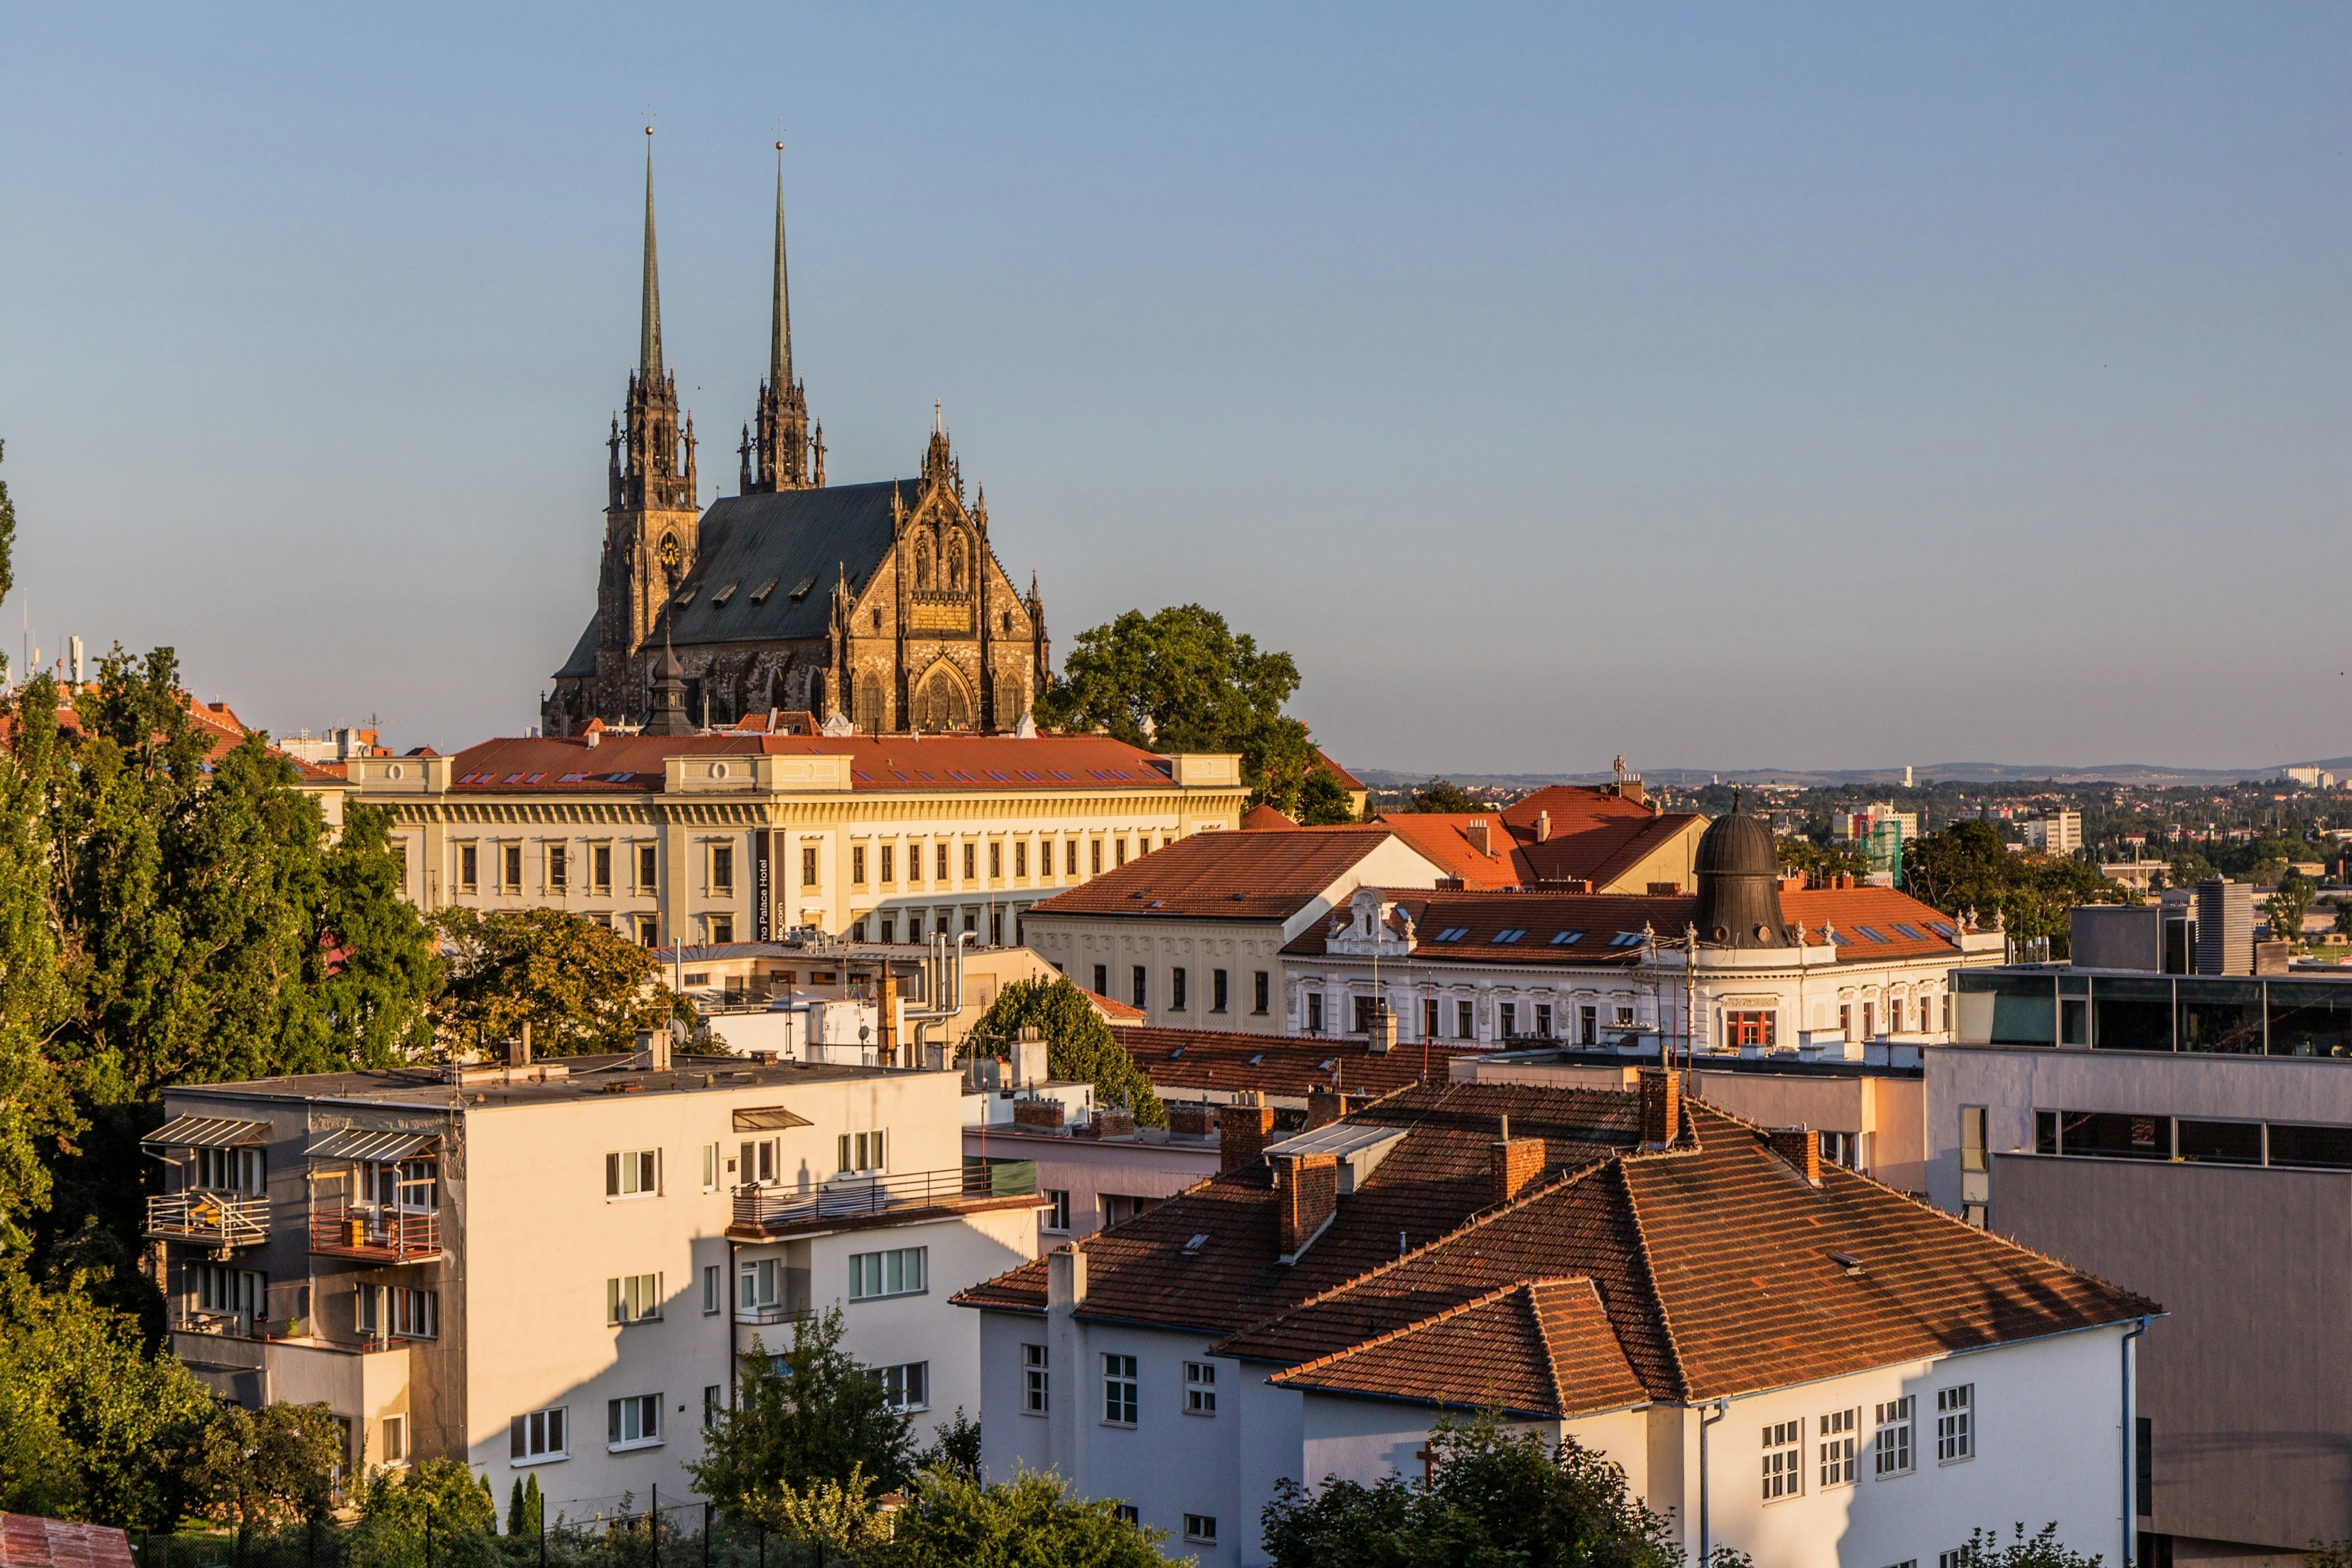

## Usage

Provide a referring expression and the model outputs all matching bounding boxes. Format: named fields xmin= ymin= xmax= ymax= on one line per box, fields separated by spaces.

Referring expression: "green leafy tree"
xmin=349 ymin=1457 xmax=499 ymax=1568
xmin=0 ymin=673 xmax=76 ymax=1256
xmin=966 ymin=976 xmax=1164 ymax=1128
xmin=0 ymin=1262 xmax=217 ymax=1527
xmin=1392 ymin=778 xmax=1484 ymax=815
xmin=1944 ymin=1523 xmax=2102 ymax=1567
xmin=188 ymin=1401 xmax=344 ymax=1550
xmin=2269 ymin=870 xmax=2318 ymax=949
xmin=311 ymin=804 xmax=444 ymax=1065
xmin=741 ymin=1463 xmax=895 ymax=1558
xmin=1295 ymin=769 xmax=1357 ymax=826
xmin=1260 ymin=1412 xmax=1678 ymax=1568
xmin=505 ymin=1472 xmax=543 ymax=1539
xmin=1901 ymin=820 xmax=2115 ymax=958
xmin=913 ymin=1409 xmax=982 ymax=1480
xmin=429 ymin=906 xmax=680 ymax=1057
xmin=690 ymin=1307 xmax=916 ymax=1506
xmin=1034 ymin=605 xmax=1324 ymax=812
xmin=1776 ymin=835 xmax=1868 ymax=884
xmin=869 ymin=1464 xmax=1179 ymax=1568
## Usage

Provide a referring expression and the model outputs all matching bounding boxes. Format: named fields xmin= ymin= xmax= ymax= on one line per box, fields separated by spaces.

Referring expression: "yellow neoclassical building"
xmin=324 ymin=730 xmax=1246 ymax=948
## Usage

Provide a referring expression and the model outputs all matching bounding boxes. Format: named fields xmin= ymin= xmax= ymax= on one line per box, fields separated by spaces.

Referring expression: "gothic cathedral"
xmin=545 ymin=143 xmax=1049 ymax=736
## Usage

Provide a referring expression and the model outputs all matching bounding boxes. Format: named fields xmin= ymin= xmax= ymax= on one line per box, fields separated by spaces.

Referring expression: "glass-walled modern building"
xmin=1953 ymin=967 xmax=2352 ymax=1058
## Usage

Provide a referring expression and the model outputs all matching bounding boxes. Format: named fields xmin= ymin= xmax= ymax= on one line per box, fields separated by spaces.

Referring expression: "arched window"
xmin=997 ymin=677 xmax=1022 ymax=725
xmin=913 ymin=665 xmax=973 ymax=732
xmin=854 ymin=673 xmax=886 ymax=733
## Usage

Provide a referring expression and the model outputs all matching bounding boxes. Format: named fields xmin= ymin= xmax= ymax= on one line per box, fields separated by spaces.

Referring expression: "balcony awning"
xmin=733 ymin=1105 xmax=814 ymax=1132
xmin=305 ymin=1126 xmax=441 ymax=1163
xmin=144 ymin=1114 xmax=270 ymax=1150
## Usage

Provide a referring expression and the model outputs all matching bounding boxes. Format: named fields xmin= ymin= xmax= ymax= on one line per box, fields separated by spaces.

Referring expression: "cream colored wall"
xmin=1024 ymin=916 xmax=1293 ymax=1033
xmin=347 ymin=753 xmax=1245 ymax=946
xmin=1591 ymin=816 xmax=1706 ymax=895
xmin=458 ymin=1069 xmax=967 ymax=1509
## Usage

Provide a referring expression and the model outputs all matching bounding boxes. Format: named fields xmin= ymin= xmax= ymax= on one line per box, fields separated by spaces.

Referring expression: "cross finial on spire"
xmin=640 ymin=127 xmax=663 ymax=377
xmin=934 ymin=399 xmax=943 ymax=436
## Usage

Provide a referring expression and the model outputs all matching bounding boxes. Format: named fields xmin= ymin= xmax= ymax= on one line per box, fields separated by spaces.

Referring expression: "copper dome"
xmin=1692 ymin=810 xmax=1790 ymax=949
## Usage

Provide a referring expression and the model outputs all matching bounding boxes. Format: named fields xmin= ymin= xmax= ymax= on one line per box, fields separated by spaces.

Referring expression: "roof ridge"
xmin=1269 ymin=1275 xmax=1577 ymax=1389
xmin=1609 ymin=1153 xmax=1695 ymax=1403
xmin=1523 ymin=1278 xmax=1575 ymax=1418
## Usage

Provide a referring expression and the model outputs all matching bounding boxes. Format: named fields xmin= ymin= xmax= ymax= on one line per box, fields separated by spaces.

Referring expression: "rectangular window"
xmin=510 ymin=1406 xmax=568 ymax=1465
xmin=1044 ymin=1189 xmax=1071 ymax=1232
xmin=459 ymin=844 xmax=478 ymax=892
xmin=1727 ymin=1009 xmax=1777 ymax=1048
xmin=1581 ymin=1005 xmax=1597 ymax=1044
xmin=605 ymin=1149 xmax=660 ymax=1197
xmin=1065 ymin=839 xmax=1079 ymax=876
xmin=1132 ymin=965 xmax=1148 ymax=1009
xmin=1172 ymin=967 xmax=1188 ymax=1011
xmin=880 ymin=844 xmax=894 ymax=884
xmin=1890 ymin=998 xmax=1905 ymax=1033
xmin=1424 ymin=997 xmax=1441 ymax=1039
xmin=1936 ymin=1384 xmax=1973 ymax=1463
xmin=1212 ymin=970 xmax=1228 ymax=1012
xmin=802 ymin=846 xmax=819 ymax=888
xmin=849 ymin=1246 xmax=926 ymax=1300
xmin=198 ymin=1264 xmax=267 ymax=1321
xmin=1116 ymin=837 xmax=1130 ymax=867
xmin=852 ymin=846 xmax=867 ymax=886
xmin=1762 ymin=1419 xmax=1802 ymax=1500
xmin=837 ymin=1130 xmax=887 ymax=1174
xmin=1254 ymin=971 xmax=1270 ymax=1014
xmin=703 ymin=1386 xmax=723 ymax=1430
xmin=636 ymin=914 xmax=659 ymax=946
xmin=594 ymin=844 xmax=612 ymax=893
xmin=1874 ymin=1396 xmax=1914 ymax=1476
xmin=1092 ymin=963 xmax=1109 ymax=997
xmin=638 ymin=843 xmax=658 ymax=891
xmin=960 ymin=842 xmax=974 ymax=881
xmin=380 ymin=1414 xmax=409 ymax=1465
xmin=1018 ymin=839 xmax=1030 ymax=878
xmin=1306 ymin=993 xmax=1324 ymax=1032
xmin=195 ymin=1145 xmax=266 ymax=1195
xmin=1536 ymin=1003 xmax=1553 ymax=1038
xmin=739 ymin=1257 xmax=778 ymax=1310
xmin=1183 ymin=1516 xmax=1216 ymax=1546
xmin=741 ymin=1139 xmax=778 ymax=1185
xmin=1819 ymin=1407 xmax=1858 ymax=1487
xmin=701 ymin=1142 xmax=720 ymax=1190
xmin=1457 ymin=1000 xmax=1476 ymax=1039
xmin=1863 ymin=1001 xmax=1875 ymax=1038
xmin=983 ymin=841 xmax=998 ymax=880
xmin=607 ymin=1394 xmax=660 ymax=1450
xmin=712 ymin=843 xmax=736 ymax=894
xmin=703 ymin=1265 xmax=722 ymax=1315
xmin=1102 ymin=1352 xmax=1139 ymax=1425
xmin=871 ymin=1361 xmax=929 ymax=1412
xmin=549 ymin=843 xmax=569 ymax=889
xmin=937 ymin=842 xmax=950 ymax=881
xmin=606 ymin=1273 xmax=662 ymax=1325
xmin=1022 ymin=1344 xmax=1049 ymax=1414
xmin=1091 ymin=839 xmax=1102 ymax=876
xmin=710 ymin=914 xmax=735 ymax=944
xmin=503 ymin=843 xmax=524 ymax=892
xmin=1184 ymin=1361 xmax=1217 ymax=1415
xmin=1499 ymin=1001 xmax=1517 ymax=1038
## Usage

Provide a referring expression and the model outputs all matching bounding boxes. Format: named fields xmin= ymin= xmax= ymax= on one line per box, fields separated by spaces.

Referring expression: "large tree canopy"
xmin=1035 ymin=604 xmax=1352 ymax=819
xmin=1901 ymin=820 xmax=2117 ymax=956
xmin=691 ymin=1306 xmax=918 ymax=1506
xmin=966 ymin=976 xmax=1164 ymax=1128
xmin=429 ymin=905 xmax=682 ymax=1056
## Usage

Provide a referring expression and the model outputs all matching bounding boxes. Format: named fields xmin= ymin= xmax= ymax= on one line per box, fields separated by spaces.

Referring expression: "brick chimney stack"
xmin=1768 ymin=1126 xmax=1822 ymax=1186
xmin=1306 ymin=1087 xmax=1344 ymax=1129
xmin=1275 ymin=1153 xmax=1339 ymax=1261
xmin=1639 ymin=1068 xmax=1681 ymax=1151
xmin=1216 ymin=1091 xmax=1276 ymax=1173
xmin=1465 ymin=819 xmax=1490 ymax=854
xmin=1534 ymin=810 xmax=1551 ymax=843
xmin=1490 ymin=1114 xmax=1545 ymax=1205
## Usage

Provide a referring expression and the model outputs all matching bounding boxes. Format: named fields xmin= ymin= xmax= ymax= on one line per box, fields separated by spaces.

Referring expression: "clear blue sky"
xmin=2 ymin=4 xmax=2346 ymax=775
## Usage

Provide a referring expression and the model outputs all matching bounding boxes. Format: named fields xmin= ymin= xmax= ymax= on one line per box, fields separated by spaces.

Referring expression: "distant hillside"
xmin=1351 ymin=758 xmax=2350 ymax=792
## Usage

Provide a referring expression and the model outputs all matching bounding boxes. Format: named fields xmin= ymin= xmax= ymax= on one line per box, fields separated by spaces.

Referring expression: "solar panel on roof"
xmin=1550 ymin=929 xmax=1585 ymax=946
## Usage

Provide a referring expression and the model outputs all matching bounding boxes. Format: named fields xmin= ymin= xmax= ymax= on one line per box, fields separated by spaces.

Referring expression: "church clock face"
xmin=658 ymin=534 xmax=682 ymax=578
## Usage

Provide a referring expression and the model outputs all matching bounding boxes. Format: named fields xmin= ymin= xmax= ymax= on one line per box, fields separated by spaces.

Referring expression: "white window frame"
xmin=701 ymin=1142 xmax=720 ymax=1191
xmin=871 ymin=1361 xmax=929 ymax=1412
xmin=606 ymin=1149 xmax=660 ymax=1199
xmin=1043 ymin=1189 xmax=1072 ymax=1233
xmin=1874 ymin=1395 xmax=1915 ymax=1477
xmin=607 ymin=1393 xmax=662 ymax=1452
xmin=739 ymin=1257 xmax=779 ymax=1310
xmin=1022 ymin=1343 xmax=1048 ymax=1415
xmin=1762 ymin=1418 xmax=1803 ymax=1501
xmin=837 ymin=1130 xmax=887 ymax=1175
xmin=1936 ymin=1383 xmax=1974 ymax=1463
xmin=848 ymin=1246 xmax=925 ymax=1302
xmin=607 ymin=1273 xmax=663 ymax=1325
xmin=379 ymin=1414 xmax=409 ymax=1466
xmin=509 ymin=1406 xmax=568 ymax=1467
xmin=703 ymin=1264 xmax=722 ymax=1316
xmin=1102 ymin=1352 xmax=1139 ymax=1427
xmin=1819 ymin=1406 xmax=1859 ymax=1488
xmin=1183 ymin=1515 xmax=1217 ymax=1546
xmin=1183 ymin=1360 xmax=1216 ymax=1415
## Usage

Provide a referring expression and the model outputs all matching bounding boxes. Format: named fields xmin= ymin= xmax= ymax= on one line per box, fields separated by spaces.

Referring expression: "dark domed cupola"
xmin=1691 ymin=804 xmax=1790 ymax=949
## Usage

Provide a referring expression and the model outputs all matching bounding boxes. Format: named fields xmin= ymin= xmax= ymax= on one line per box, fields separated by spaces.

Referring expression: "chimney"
xmin=1306 ymin=1087 xmax=1345 ymax=1129
xmin=507 ymin=1022 xmax=532 ymax=1069
xmin=1768 ymin=1126 xmax=1822 ymax=1186
xmin=1464 ymin=819 xmax=1490 ymax=855
xmin=1012 ymin=1027 xmax=1049 ymax=1090
xmin=1166 ymin=1100 xmax=1216 ymax=1139
xmin=1490 ymin=1114 xmax=1545 ymax=1205
xmin=1368 ymin=1008 xmax=1396 ymax=1054
xmin=1216 ymin=1092 xmax=1276 ymax=1173
xmin=638 ymin=1027 xmax=671 ymax=1072
xmin=1047 ymin=1245 xmax=1087 ymax=1309
xmin=1639 ymin=1068 xmax=1681 ymax=1150
xmin=1275 ymin=1153 xmax=1340 ymax=1261
xmin=1534 ymin=810 xmax=1551 ymax=843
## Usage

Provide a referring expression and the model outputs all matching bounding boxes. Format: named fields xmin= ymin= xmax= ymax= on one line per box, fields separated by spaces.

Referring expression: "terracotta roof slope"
xmin=1285 ymin=890 xmax=1692 ymax=962
xmin=1029 ymin=826 xmax=1408 ymax=922
xmin=1372 ymin=814 xmax=1518 ymax=888
xmin=439 ymin=733 xmax=1183 ymax=794
xmin=1784 ymin=885 xmax=1966 ymax=962
xmin=1 ymin=1517 xmax=135 ymax=1568
xmin=1268 ymin=1277 xmax=1647 ymax=1420
xmin=1113 ymin=1025 xmax=1486 ymax=1099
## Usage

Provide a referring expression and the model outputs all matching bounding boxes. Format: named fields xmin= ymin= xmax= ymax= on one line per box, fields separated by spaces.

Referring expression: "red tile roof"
xmin=957 ymin=1085 xmax=2155 ymax=1412
xmin=1114 ymin=1025 xmax=1486 ymax=1099
xmin=1242 ymin=803 xmax=1301 ymax=831
xmin=1314 ymin=751 xmax=1366 ymax=792
xmin=1028 ymin=827 xmax=1412 ymax=922
xmin=1 ymin=1517 xmax=135 ymax=1568
xmin=437 ymin=733 xmax=1193 ymax=794
xmin=1284 ymin=886 xmax=1966 ymax=967
xmin=1372 ymin=815 xmax=1518 ymax=888
xmin=1086 ymin=989 xmax=1147 ymax=1022
xmin=1376 ymin=786 xmax=1705 ymax=891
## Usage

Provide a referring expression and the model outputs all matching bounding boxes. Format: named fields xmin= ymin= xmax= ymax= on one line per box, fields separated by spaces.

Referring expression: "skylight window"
xmin=1167 ymin=1047 xmax=1185 ymax=1060
xmin=1892 ymin=923 xmax=1926 ymax=940
xmin=1052 ymin=771 xmax=1074 ymax=781
xmin=749 ymin=579 xmax=778 ymax=605
xmin=789 ymin=576 xmax=816 ymax=600
xmin=710 ymin=582 xmax=738 ymax=607
xmin=1246 ymin=1054 xmax=1265 ymax=1067
xmin=1020 ymin=771 xmax=1041 ymax=781
xmin=673 ymin=587 xmax=698 ymax=606
xmin=1318 ymin=1059 xmax=1336 ymax=1072
xmin=1433 ymin=927 xmax=1470 ymax=942
xmin=558 ymin=772 xmax=587 ymax=783
xmin=1853 ymin=925 xmax=1889 ymax=943
xmin=1929 ymin=921 xmax=1959 ymax=938
xmin=607 ymin=772 xmax=633 ymax=783
xmin=1182 ymin=1234 xmax=1210 ymax=1256
xmin=854 ymin=771 xmax=874 ymax=782
xmin=1550 ymin=930 xmax=1585 ymax=946
xmin=504 ymin=774 xmax=525 ymax=785
xmin=1610 ymin=932 xmax=1645 ymax=948
xmin=987 ymin=771 xmax=1010 ymax=781
xmin=1493 ymin=928 xmax=1527 ymax=944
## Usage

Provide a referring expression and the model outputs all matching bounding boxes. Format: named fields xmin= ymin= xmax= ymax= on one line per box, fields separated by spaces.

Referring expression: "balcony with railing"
xmin=145 ymin=1189 xmax=270 ymax=1248
xmin=728 ymin=1160 xmax=1037 ymax=1240
xmin=308 ymin=1200 xmax=442 ymax=1263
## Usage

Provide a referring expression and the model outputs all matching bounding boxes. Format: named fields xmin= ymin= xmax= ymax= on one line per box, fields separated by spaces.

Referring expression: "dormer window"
xmin=673 ymin=587 xmax=698 ymax=606
xmin=749 ymin=579 xmax=778 ymax=605
xmin=789 ymin=576 xmax=816 ymax=601
xmin=710 ymin=582 xmax=738 ymax=608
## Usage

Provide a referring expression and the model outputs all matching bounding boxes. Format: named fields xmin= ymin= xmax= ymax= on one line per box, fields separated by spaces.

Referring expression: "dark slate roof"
xmin=549 ymin=478 xmax=921 ymax=680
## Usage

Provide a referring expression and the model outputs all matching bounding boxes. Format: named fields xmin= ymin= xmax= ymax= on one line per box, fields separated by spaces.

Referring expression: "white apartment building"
xmin=153 ymin=1047 xmax=1041 ymax=1510
xmin=956 ymin=1076 xmax=2152 ymax=1568
xmin=314 ymin=733 xmax=1246 ymax=948
xmin=2022 ymin=810 xmax=2084 ymax=857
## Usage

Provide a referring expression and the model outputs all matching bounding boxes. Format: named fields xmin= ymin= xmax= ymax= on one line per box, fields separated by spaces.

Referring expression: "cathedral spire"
xmin=640 ymin=129 xmax=663 ymax=378
xmin=771 ymin=144 xmax=793 ymax=395
xmin=744 ymin=141 xmax=817 ymax=494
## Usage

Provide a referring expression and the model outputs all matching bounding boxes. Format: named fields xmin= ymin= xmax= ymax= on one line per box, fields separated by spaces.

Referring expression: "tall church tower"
xmin=739 ymin=146 xmax=823 ymax=495
xmin=595 ymin=132 xmax=700 ymax=722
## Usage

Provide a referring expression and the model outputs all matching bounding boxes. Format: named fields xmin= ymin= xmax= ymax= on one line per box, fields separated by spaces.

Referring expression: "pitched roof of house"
xmin=956 ymin=1084 xmax=2157 ymax=1414
xmin=1242 ymin=802 xmax=1302 ymax=831
xmin=1314 ymin=752 xmax=1366 ymax=791
xmin=1113 ymin=1025 xmax=1487 ymax=1099
xmin=432 ymin=733 xmax=1187 ymax=794
xmin=1028 ymin=826 xmax=1410 ymax=922
xmin=1 ymin=1517 xmax=135 ymax=1568
xmin=1374 ymin=785 xmax=1705 ymax=890
xmin=1283 ymin=886 xmax=1968 ymax=966
xmin=1372 ymin=814 xmax=1519 ymax=888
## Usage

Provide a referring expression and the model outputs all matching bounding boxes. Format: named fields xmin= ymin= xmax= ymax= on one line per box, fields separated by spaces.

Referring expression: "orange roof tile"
xmin=1 ymin=1517 xmax=135 ymax=1568
xmin=1242 ymin=802 xmax=1302 ymax=831
xmin=1115 ymin=1025 xmax=1484 ymax=1098
xmin=1373 ymin=814 xmax=1518 ymax=888
xmin=439 ymin=733 xmax=1191 ymax=794
xmin=1029 ymin=827 xmax=1409 ymax=922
